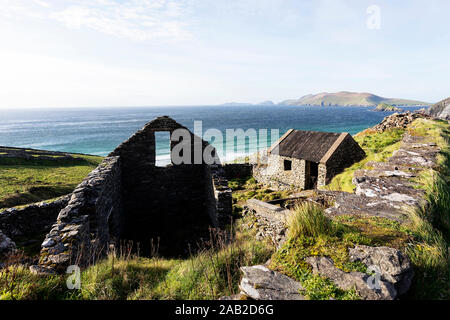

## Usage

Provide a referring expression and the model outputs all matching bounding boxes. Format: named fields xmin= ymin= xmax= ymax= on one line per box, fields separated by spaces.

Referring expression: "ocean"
xmin=0 ymin=105 xmax=423 ymax=163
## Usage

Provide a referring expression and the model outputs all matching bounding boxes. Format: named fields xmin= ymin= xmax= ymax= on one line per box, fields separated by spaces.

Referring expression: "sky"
xmin=0 ymin=0 xmax=449 ymax=109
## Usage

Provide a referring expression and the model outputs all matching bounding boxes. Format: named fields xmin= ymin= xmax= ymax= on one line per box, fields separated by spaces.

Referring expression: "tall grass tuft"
xmin=287 ymin=202 xmax=334 ymax=238
xmin=403 ymin=169 xmax=450 ymax=299
xmin=415 ymin=170 xmax=450 ymax=240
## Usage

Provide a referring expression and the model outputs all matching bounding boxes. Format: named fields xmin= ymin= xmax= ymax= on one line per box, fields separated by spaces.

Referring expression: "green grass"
xmin=0 ymin=217 xmax=274 ymax=300
xmin=0 ymin=155 xmax=103 ymax=209
xmin=229 ymin=176 xmax=294 ymax=204
xmin=326 ymin=128 xmax=405 ymax=192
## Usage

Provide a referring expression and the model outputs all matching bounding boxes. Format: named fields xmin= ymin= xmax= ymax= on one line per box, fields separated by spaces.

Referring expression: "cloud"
xmin=0 ymin=0 xmax=193 ymax=42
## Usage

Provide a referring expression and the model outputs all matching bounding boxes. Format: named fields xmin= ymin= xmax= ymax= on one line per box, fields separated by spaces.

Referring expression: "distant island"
xmin=279 ymin=91 xmax=429 ymax=107
xmin=220 ymin=101 xmax=274 ymax=106
xmin=220 ymin=91 xmax=430 ymax=107
xmin=373 ymin=103 xmax=403 ymax=112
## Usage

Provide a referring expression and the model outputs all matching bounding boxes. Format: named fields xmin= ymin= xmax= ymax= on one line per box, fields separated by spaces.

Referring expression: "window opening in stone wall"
xmin=155 ymin=132 xmax=171 ymax=167
xmin=284 ymin=159 xmax=292 ymax=171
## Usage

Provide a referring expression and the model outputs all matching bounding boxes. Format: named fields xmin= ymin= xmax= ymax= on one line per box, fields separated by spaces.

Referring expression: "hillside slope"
xmin=427 ymin=97 xmax=450 ymax=120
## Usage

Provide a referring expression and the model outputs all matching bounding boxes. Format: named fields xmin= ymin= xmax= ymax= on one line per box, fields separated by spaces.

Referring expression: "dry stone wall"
xmin=0 ymin=195 xmax=70 ymax=240
xmin=37 ymin=156 xmax=122 ymax=272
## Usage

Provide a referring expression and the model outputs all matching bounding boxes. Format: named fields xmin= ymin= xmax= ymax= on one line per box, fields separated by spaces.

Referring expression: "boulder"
xmin=0 ymin=230 xmax=17 ymax=260
xmin=239 ymin=265 xmax=305 ymax=300
xmin=305 ymin=256 xmax=397 ymax=300
xmin=348 ymin=245 xmax=414 ymax=296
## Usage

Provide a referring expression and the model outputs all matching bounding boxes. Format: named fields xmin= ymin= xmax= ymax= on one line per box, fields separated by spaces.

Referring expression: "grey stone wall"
xmin=223 ymin=163 xmax=254 ymax=179
xmin=0 ymin=195 xmax=70 ymax=240
xmin=37 ymin=156 xmax=122 ymax=272
xmin=253 ymin=154 xmax=306 ymax=190
xmin=205 ymin=164 xmax=232 ymax=227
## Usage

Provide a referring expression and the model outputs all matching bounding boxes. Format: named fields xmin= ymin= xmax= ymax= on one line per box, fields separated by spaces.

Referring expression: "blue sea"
xmin=0 ymin=105 xmax=423 ymax=163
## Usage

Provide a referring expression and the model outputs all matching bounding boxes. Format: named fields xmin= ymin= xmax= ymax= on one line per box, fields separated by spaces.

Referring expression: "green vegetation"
xmin=399 ymin=119 xmax=450 ymax=299
xmin=326 ymin=128 xmax=405 ymax=192
xmin=0 ymin=155 xmax=103 ymax=209
xmin=270 ymin=202 xmax=414 ymax=300
xmin=0 ymin=218 xmax=274 ymax=300
xmin=229 ymin=176 xmax=294 ymax=204
xmin=287 ymin=201 xmax=334 ymax=238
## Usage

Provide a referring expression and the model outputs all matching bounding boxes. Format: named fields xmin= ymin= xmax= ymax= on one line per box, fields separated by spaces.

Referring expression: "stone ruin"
xmin=30 ymin=116 xmax=232 ymax=273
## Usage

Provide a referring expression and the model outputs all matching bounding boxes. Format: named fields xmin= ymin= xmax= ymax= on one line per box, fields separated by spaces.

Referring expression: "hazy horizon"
xmin=1 ymin=0 xmax=449 ymax=109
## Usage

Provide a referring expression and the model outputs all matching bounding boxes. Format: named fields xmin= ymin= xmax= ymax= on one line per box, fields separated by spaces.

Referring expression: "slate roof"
xmin=269 ymin=130 xmax=344 ymax=163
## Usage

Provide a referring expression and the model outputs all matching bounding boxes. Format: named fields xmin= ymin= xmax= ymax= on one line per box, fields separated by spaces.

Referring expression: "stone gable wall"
xmin=324 ymin=135 xmax=366 ymax=184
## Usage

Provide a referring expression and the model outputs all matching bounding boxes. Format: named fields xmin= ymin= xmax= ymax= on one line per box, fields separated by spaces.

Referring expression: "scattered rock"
xmin=305 ymin=256 xmax=397 ymax=300
xmin=29 ymin=265 xmax=56 ymax=275
xmin=0 ymin=230 xmax=17 ymax=260
xmin=239 ymin=265 xmax=305 ymax=300
xmin=348 ymin=245 xmax=414 ymax=296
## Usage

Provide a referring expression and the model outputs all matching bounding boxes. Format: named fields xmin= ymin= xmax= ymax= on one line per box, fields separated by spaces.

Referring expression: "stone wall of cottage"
xmin=253 ymin=154 xmax=306 ymax=190
xmin=324 ymin=135 xmax=366 ymax=184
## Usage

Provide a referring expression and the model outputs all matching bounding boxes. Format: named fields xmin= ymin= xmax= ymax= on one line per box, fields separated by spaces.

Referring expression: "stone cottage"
xmin=254 ymin=129 xmax=365 ymax=190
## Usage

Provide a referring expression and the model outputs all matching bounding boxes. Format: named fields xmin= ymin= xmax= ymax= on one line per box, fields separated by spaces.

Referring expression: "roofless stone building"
xmin=254 ymin=129 xmax=365 ymax=190
xmin=35 ymin=116 xmax=232 ymax=273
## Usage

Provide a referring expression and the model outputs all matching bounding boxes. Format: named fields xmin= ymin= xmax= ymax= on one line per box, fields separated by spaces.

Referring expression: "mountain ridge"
xmin=279 ymin=91 xmax=429 ymax=107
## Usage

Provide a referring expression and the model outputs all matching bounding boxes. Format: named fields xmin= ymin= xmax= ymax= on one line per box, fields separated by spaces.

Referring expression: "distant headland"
xmin=221 ymin=91 xmax=430 ymax=107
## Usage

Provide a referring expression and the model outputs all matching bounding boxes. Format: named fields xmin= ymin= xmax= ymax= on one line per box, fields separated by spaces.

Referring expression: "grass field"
xmin=0 ymin=154 xmax=103 ymax=210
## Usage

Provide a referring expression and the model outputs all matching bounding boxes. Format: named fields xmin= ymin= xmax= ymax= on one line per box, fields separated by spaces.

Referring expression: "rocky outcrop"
xmin=427 ymin=97 xmax=450 ymax=120
xmin=369 ymin=112 xmax=422 ymax=133
xmin=0 ymin=230 xmax=16 ymax=261
xmin=374 ymin=103 xmax=402 ymax=112
xmin=305 ymin=256 xmax=396 ymax=300
xmin=239 ymin=265 xmax=305 ymax=300
xmin=349 ymin=245 xmax=413 ymax=296
xmin=304 ymin=245 xmax=413 ymax=300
